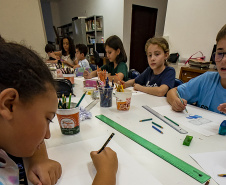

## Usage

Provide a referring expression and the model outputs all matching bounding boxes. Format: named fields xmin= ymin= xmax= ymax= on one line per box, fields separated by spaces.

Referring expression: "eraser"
xmin=219 ymin=120 xmax=226 ymax=135
xmin=183 ymin=135 xmax=193 ymax=146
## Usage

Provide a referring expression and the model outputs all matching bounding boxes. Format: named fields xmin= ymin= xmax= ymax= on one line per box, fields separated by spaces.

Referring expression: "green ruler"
xmin=96 ymin=114 xmax=210 ymax=184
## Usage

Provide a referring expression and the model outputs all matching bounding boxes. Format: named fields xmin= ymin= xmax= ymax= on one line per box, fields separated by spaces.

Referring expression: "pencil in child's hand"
xmin=98 ymin=133 xmax=115 ymax=154
xmin=176 ymin=90 xmax=188 ymax=113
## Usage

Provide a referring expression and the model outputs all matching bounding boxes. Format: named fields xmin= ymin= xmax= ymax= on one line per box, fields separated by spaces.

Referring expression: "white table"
xmin=45 ymin=77 xmax=226 ymax=185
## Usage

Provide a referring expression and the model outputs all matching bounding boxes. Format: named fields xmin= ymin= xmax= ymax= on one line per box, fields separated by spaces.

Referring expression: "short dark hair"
xmin=60 ymin=36 xmax=75 ymax=60
xmin=105 ymin=35 xmax=127 ymax=64
xmin=45 ymin=44 xmax=55 ymax=53
xmin=75 ymin=44 xmax=88 ymax=56
xmin=216 ymin=24 xmax=226 ymax=43
xmin=0 ymin=36 xmax=56 ymax=103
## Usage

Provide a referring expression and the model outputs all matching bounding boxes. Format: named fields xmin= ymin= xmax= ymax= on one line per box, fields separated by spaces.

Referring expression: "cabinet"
xmin=85 ymin=15 xmax=104 ymax=55
xmin=179 ymin=66 xmax=217 ymax=83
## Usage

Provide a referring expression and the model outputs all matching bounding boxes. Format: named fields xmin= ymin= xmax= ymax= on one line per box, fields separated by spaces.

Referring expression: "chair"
xmin=128 ymin=69 xmax=140 ymax=79
xmin=174 ymin=78 xmax=184 ymax=87
xmin=93 ymin=51 xmax=103 ymax=67
xmin=90 ymin=64 xmax=97 ymax=71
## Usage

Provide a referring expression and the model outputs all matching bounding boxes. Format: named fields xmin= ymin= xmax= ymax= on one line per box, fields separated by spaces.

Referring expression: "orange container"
xmin=63 ymin=74 xmax=74 ymax=84
xmin=56 ymin=107 xmax=79 ymax=135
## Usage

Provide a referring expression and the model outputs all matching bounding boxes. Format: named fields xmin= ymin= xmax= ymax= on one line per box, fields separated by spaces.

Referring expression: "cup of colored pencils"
xmin=62 ymin=67 xmax=75 ymax=84
xmin=98 ymin=77 xmax=113 ymax=107
xmin=56 ymin=93 xmax=80 ymax=135
xmin=115 ymin=85 xmax=132 ymax=111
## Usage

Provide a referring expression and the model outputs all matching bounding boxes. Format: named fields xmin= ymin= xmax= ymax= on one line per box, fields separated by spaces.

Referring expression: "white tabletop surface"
xmin=45 ymin=77 xmax=226 ymax=185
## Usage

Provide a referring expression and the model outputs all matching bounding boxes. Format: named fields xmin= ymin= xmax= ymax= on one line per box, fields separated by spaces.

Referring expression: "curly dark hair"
xmin=60 ymin=36 xmax=75 ymax=60
xmin=0 ymin=36 xmax=55 ymax=103
xmin=105 ymin=35 xmax=127 ymax=64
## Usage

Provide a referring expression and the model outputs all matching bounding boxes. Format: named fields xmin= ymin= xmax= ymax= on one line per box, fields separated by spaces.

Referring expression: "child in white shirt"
xmin=73 ymin=44 xmax=90 ymax=69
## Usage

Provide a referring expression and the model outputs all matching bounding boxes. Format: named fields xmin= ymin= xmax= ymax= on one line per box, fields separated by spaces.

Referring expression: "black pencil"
xmin=98 ymin=133 xmax=115 ymax=154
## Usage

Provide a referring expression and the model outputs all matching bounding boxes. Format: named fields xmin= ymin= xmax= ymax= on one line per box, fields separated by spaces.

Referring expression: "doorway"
xmin=130 ymin=5 xmax=158 ymax=73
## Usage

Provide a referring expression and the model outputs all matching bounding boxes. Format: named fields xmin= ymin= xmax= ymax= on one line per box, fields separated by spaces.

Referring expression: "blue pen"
xmin=176 ymin=90 xmax=188 ymax=113
xmin=152 ymin=125 xmax=163 ymax=134
xmin=105 ymin=77 xmax=110 ymax=88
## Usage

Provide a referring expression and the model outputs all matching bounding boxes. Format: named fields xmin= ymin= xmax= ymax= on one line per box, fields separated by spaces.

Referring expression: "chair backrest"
xmin=93 ymin=51 xmax=100 ymax=64
xmin=128 ymin=69 xmax=140 ymax=79
xmin=90 ymin=64 xmax=97 ymax=71
xmin=174 ymin=78 xmax=184 ymax=87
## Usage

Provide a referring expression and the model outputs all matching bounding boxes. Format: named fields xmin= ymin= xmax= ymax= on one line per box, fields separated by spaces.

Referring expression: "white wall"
xmin=0 ymin=0 xmax=47 ymax=57
xmin=50 ymin=0 xmax=124 ymax=40
xmin=164 ymin=0 xmax=226 ymax=61
xmin=123 ymin=0 xmax=168 ymax=66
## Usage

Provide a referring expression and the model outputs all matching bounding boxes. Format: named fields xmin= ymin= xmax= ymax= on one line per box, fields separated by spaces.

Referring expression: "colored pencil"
xmin=98 ymin=133 xmax=115 ymax=154
xmin=152 ymin=125 xmax=163 ymax=134
xmin=67 ymin=93 xmax=72 ymax=109
xmin=139 ymin=118 xmax=152 ymax=122
xmin=205 ymin=180 xmax=210 ymax=185
xmin=177 ymin=90 xmax=188 ymax=113
xmin=218 ymin=174 xmax=226 ymax=177
xmin=164 ymin=116 xmax=179 ymax=126
xmin=116 ymin=73 xmax=124 ymax=84
xmin=76 ymin=91 xmax=87 ymax=107
xmin=152 ymin=122 xmax=163 ymax=129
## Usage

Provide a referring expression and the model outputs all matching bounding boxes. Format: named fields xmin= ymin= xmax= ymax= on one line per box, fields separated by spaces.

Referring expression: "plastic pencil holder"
xmin=115 ymin=89 xmax=132 ymax=111
xmin=63 ymin=74 xmax=75 ymax=84
xmin=99 ymin=87 xmax=113 ymax=107
xmin=56 ymin=106 xmax=80 ymax=135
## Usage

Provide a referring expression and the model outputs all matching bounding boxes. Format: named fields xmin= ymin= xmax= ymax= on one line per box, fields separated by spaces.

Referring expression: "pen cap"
xmin=115 ymin=89 xmax=132 ymax=111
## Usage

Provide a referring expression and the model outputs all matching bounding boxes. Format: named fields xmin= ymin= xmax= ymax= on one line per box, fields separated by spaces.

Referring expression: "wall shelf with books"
xmin=85 ymin=15 xmax=104 ymax=55
xmin=57 ymin=23 xmax=73 ymax=38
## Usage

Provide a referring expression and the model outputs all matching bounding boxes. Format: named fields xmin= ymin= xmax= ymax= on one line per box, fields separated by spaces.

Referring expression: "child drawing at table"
xmin=167 ymin=24 xmax=226 ymax=115
xmin=123 ymin=37 xmax=175 ymax=96
xmin=0 ymin=36 xmax=118 ymax=185
xmin=83 ymin=35 xmax=128 ymax=81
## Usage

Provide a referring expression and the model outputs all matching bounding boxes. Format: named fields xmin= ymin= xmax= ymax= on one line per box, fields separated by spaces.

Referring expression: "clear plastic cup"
xmin=99 ymin=87 xmax=113 ymax=107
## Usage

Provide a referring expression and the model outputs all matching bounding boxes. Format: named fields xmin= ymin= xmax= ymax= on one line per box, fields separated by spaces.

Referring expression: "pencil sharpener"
xmin=183 ymin=135 xmax=193 ymax=146
xmin=219 ymin=120 xmax=226 ymax=135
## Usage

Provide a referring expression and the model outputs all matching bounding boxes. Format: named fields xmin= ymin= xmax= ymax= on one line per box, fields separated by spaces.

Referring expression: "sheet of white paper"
xmin=152 ymin=105 xmax=225 ymax=136
xmin=126 ymin=87 xmax=146 ymax=95
xmin=47 ymin=136 xmax=162 ymax=185
xmin=190 ymin=151 xmax=226 ymax=185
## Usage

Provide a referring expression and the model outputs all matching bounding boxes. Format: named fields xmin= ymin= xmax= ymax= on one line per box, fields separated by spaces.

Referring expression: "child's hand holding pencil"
xmin=170 ymin=90 xmax=188 ymax=112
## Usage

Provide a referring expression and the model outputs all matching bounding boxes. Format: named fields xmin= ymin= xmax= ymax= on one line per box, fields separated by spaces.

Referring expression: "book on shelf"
xmin=86 ymin=35 xmax=95 ymax=45
xmin=86 ymin=20 xmax=95 ymax=31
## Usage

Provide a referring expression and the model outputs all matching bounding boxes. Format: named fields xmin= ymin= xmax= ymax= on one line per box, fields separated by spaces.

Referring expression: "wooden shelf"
xmin=179 ymin=66 xmax=217 ymax=83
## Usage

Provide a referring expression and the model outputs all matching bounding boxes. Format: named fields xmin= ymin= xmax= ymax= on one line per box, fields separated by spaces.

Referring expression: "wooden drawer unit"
xmin=179 ymin=67 xmax=216 ymax=83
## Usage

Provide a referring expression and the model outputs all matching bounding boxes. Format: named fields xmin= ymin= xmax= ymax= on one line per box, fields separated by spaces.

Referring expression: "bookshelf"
xmin=57 ymin=23 xmax=73 ymax=38
xmin=85 ymin=15 xmax=104 ymax=55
